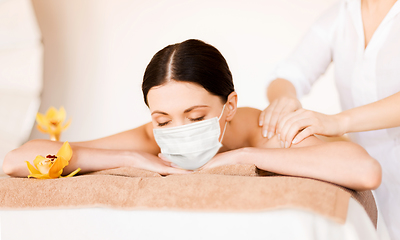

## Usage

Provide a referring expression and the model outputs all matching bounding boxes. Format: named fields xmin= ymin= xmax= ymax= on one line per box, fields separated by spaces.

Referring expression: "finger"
xmin=283 ymin=118 xmax=314 ymax=148
xmin=292 ymin=127 xmax=315 ymax=145
xmin=259 ymin=109 xmax=266 ymax=126
xmin=279 ymin=111 xmax=309 ymax=147
xmin=163 ymin=166 xmax=193 ymax=175
xmin=157 ymin=153 xmax=172 ymax=166
xmin=262 ymin=101 xmax=278 ymax=138
xmin=158 ymin=153 xmax=171 ymax=162
xmin=277 ymin=109 xmax=305 ymax=137
xmin=267 ymin=99 xmax=291 ymax=139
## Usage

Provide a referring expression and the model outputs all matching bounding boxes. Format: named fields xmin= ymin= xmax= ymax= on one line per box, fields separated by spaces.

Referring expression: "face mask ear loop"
xmin=219 ymin=121 xmax=228 ymax=143
xmin=218 ymin=104 xmax=228 ymax=143
xmin=218 ymin=104 xmax=227 ymax=120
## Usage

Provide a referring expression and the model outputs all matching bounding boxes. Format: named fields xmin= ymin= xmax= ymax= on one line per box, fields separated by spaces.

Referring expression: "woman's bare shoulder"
xmin=232 ymin=107 xmax=285 ymax=148
xmin=229 ymin=107 xmax=270 ymax=147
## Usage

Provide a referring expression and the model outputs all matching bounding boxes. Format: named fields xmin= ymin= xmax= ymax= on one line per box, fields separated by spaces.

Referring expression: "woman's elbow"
xmin=3 ymin=146 xmax=31 ymax=178
xmin=3 ymin=149 xmax=19 ymax=177
xmin=359 ymin=157 xmax=382 ymax=190
xmin=366 ymin=159 xmax=382 ymax=190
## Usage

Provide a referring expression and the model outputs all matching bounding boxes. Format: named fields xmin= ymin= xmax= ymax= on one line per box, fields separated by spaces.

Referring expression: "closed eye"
xmin=189 ymin=116 xmax=205 ymax=122
xmin=158 ymin=121 xmax=170 ymax=127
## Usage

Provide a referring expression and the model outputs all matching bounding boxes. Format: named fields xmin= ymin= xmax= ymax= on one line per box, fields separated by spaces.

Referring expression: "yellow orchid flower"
xmin=36 ymin=106 xmax=71 ymax=141
xmin=25 ymin=141 xmax=80 ymax=179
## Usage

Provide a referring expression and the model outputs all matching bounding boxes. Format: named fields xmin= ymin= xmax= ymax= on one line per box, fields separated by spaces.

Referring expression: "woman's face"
xmin=147 ymin=80 xmax=227 ymax=130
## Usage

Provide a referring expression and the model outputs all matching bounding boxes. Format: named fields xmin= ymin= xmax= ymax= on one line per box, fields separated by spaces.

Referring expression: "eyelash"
xmin=157 ymin=116 xmax=205 ymax=127
xmin=190 ymin=116 xmax=205 ymax=122
xmin=158 ymin=121 xmax=170 ymax=127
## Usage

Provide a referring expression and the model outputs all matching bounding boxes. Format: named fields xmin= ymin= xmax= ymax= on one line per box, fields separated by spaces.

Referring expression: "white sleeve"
xmin=266 ymin=2 xmax=342 ymax=99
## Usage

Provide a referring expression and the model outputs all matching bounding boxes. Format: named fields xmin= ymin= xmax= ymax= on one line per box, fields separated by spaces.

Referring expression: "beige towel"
xmin=0 ymin=165 xmax=376 ymax=227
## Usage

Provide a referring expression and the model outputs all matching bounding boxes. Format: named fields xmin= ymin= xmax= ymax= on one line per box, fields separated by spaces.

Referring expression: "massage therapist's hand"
xmin=277 ymin=109 xmax=346 ymax=148
xmin=259 ymin=96 xmax=302 ymax=139
xmin=132 ymin=151 xmax=192 ymax=175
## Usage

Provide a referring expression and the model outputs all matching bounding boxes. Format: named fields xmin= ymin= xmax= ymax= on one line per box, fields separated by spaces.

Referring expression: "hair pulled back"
xmin=142 ymin=39 xmax=235 ymax=106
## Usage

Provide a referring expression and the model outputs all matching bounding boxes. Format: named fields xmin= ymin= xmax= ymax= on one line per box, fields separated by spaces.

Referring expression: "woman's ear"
xmin=225 ymin=91 xmax=238 ymax=121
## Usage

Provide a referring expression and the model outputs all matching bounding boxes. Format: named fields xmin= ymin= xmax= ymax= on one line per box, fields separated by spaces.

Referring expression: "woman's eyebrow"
xmin=184 ymin=105 xmax=209 ymax=113
xmin=151 ymin=111 xmax=168 ymax=116
xmin=151 ymin=105 xmax=209 ymax=115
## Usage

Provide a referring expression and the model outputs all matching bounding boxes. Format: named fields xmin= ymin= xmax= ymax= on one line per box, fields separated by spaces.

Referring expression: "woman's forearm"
xmin=338 ymin=91 xmax=400 ymax=133
xmin=239 ymin=142 xmax=381 ymax=190
xmin=3 ymin=139 xmax=134 ymax=177
xmin=267 ymin=78 xmax=298 ymax=102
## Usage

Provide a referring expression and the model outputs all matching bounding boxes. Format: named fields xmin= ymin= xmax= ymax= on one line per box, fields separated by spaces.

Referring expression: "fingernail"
xmin=259 ymin=121 xmax=263 ymax=126
xmin=292 ymin=138 xmax=297 ymax=144
xmin=277 ymin=134 xmax=280 ymax=141
xmin=280 ymin=141 xmax=284 ymax=148
xmin=263 ymin=129 xmax=268 ymax=138
xmin=285 ymin=141 xmax=290 ymax=148
xmin=267 ymin=132 xmax=273 ymax=139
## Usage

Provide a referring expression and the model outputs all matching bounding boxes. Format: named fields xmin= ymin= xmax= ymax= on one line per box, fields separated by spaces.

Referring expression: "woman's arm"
xmin=3 ymin=123 xmax=189 ymax=177
xmin=277 ymin=91 xmax=400 ymax=146
xmin=206 ymin=135 xmax=381 ymax=191
xmin=206 ymin=108 xmax=382 ymax=191
xmin=252 ymin=135 xmax=381 ymax=190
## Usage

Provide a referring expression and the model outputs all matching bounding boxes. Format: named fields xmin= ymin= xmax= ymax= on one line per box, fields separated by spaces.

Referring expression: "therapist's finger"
xmin=259 ymin=108 xmax=266 ymax=126
xmin=292 ymin=127 xmax=315 ymax=145
xmin=283 ymin=118 xmax=314 ymax=148
xmin=278 ymin=111 xmax=309 ymax=147
xmin=277 ymin=109 xmax=305 ymax=136
xmin=267 ymin=101 xmax=288 ymax=139
xmin=261 ymin=101 xmax=278 ymax=138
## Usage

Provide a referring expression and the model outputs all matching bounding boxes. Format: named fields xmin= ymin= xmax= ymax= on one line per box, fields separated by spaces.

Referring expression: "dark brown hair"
xmin=142 ymin=39 xmax=235 ymax=106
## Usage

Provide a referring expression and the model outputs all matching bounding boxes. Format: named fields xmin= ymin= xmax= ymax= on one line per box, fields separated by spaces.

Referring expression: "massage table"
xmin=0 ymin=165 xmax=391 ymax=240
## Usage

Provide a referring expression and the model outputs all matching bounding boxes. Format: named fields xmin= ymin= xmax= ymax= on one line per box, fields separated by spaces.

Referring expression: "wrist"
xmin=335 ymin=112 xmax=351 ymax=135
xmin=121 ymin=150 xmax=138 ymax=168
xmin=236 ymin=147 xmax=254 ymax=165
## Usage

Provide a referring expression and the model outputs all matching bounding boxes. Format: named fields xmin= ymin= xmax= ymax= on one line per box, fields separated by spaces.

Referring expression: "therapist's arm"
xmin=278 ymin=91 xmax=400 ymax=147
xmin=260 ymin=9 xmax=334 ymax=139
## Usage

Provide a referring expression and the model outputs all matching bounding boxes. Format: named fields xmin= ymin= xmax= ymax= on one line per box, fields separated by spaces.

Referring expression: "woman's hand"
xmin=200 ymin=149 xmax=246 ymax=170
xmin=132 ymin=151 xmax=192 ymax=175
xmin=277 ymin=109 xmax=346 ymax=148
xmin=259 ymin=97 xmax=302 ymax=139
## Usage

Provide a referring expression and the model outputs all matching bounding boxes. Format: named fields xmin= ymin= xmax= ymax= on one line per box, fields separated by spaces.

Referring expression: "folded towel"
xmin=0 ymin=164 xmax=376 ymax=227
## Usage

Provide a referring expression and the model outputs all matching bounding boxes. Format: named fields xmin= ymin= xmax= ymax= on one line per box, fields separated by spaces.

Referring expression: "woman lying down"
xmin=3 ymin=39 xmax=381 ymax=191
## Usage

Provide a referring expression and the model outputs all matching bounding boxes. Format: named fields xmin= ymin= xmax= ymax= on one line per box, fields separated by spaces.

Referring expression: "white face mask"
xmin=153 ymin=104 xmax=227 ymax=170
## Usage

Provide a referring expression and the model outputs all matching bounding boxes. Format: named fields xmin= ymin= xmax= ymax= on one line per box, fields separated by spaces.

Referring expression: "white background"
xmin=28 ymin=0 xmax=340 ymax=142
xmin=0 ymin=0 xmax=340 ymax=167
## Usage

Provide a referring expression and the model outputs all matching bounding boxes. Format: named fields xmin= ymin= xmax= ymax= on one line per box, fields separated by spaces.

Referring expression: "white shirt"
xmin=267 ymin=0 xmax=400 ymax=239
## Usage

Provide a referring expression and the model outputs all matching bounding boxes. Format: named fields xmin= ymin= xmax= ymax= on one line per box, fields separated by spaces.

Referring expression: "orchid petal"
xmin=46 ymin=107 xmax=58 ymax=119
xmin=48 ymin=157 xmax=64 ymax=178
xmin=36 ymin=113 xmax=49 ymax=128
xmin=58 ymin=156 xmax=69 ymax=168
xmin=62 ymin=119 xmax=71 ymax=131
xmin=36 ymin=125 xmax=48 ymax=134
xmin=25 ymin=161 xmax=40 ymax=175
xmin=58 ymin=106 xmax=67 ymax=122
xmin=28 ymin=173 xmax=51 ymax=179
xmin=57 ymin=142 xmax=73 ymax=162
xmin=33 ymin=155 xmax=47 ymax=168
